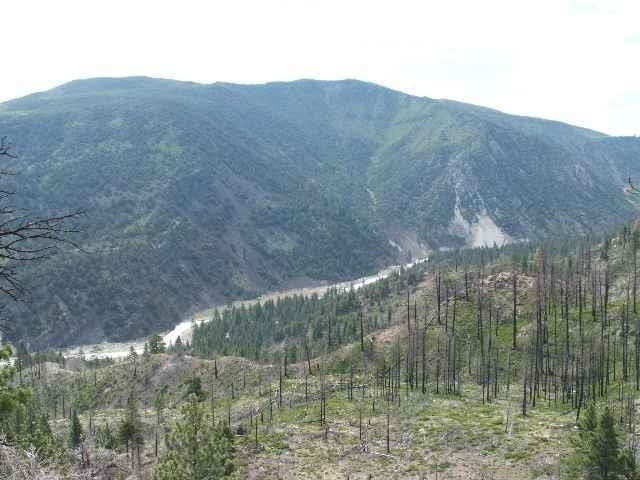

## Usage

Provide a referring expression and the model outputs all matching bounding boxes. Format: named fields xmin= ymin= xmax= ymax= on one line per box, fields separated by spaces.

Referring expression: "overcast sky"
xmin=2 ymin=0 xmax=638 ymax=135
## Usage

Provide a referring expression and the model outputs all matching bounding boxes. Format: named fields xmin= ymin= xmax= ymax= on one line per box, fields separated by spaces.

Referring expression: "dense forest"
xmin=190 ymin=269 xmax=420 ymax=362
xmin=1 ymin=78 xmax=640 ymax=347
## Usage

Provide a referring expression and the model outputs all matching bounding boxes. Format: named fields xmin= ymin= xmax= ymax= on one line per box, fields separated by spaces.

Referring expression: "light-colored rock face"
xmin=469 ymin=212 xmax=512 ymax=248
xmin=384 ymin=225 xmax=430 ymax=259
xmin=448 ymin=201 xmax=512 ymax=248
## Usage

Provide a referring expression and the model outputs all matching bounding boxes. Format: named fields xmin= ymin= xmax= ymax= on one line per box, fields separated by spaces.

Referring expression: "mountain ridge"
xmin=0 ymin=76 xmax=638 ymax=347
xmin=6 ymin=76 xmax=611 ymax=137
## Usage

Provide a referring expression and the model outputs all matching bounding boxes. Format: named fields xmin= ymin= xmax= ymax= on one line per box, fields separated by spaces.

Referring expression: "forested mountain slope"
xmin=0 ymin=77 xmax=639 ymax=346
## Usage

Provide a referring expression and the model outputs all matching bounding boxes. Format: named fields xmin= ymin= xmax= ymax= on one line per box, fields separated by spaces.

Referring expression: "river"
xmin=27 ymin=256 xmax=429 ymax=361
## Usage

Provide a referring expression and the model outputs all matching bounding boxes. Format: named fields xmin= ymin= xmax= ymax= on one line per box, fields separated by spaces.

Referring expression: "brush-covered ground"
xmin=6 ymin=227 xmax=640 ymax=479
xmin=30 ymin=341 xmax=573 ymax=479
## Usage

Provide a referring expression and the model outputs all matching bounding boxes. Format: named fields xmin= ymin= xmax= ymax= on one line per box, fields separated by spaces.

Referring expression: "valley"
xmin=60 ymin=256 xmax=429 ymax=361
xmin=2 ymin=2 xmax=639 ymax=479
xmin=0 ymin=77 xmax=639 ymax=347
xmin=1 ymin=78 xmax=639 ymax=480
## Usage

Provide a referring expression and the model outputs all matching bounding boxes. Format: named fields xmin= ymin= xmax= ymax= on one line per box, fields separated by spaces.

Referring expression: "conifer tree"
xmin=155 ymin=394 xmax=234 ymax=480
xmin=567 ymin=403 xmax=637 ymax=480
xmin=119 ymin=395 xmax=144 ymax=464
xmin=128 ymin=347 xmax=138 ymax=377
xmin=581 ymin=401 xmax=598 ymax=436
xmin=592 ymin=406 xmax=622 ymax=480
xmin=96 ymin=422 xmax=118 ymax=450
xmin=148 ymin=333 xmax=167 ymax=354
xmin=185 ymin=375 xmax=206 ymax=401
xmin=0 ymin=345 xmax=31 ymax=442
xmin=69 ymin=410 xmax=83 ymax=448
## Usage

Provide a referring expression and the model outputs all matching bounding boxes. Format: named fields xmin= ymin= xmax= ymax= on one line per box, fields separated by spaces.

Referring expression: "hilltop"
xmin=0 ymin=77 xmax=639 ymax=346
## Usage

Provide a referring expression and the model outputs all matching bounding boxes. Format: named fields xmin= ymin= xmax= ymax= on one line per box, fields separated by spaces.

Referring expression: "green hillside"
xmin=1 ymin=77 xmax=639 ymax=346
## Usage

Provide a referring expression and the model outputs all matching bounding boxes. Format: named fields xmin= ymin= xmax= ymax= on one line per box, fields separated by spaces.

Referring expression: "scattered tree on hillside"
xmin=119 ymin=395 xmax=144 ymax=468
xmin=155 ymin=394 xmax=234 ymax=480
xmin=147 ymin=332 xmax=166 ymax=354
xmin=184 ymin=375 xmax=205 ymax=401
xmin=128 ymin=346 xmax=138 ymax=377
xmin=95 ymin=422 xmax=118 ymax=450
xmin=69 ymin=410 xmax=83 ymax=448
xmin=565 ymin=402 xmax=637 ymax=479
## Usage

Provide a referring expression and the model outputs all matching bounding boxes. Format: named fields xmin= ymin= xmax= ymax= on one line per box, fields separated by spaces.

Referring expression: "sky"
xmin=2 ymin=0 xmax=639 ymax=135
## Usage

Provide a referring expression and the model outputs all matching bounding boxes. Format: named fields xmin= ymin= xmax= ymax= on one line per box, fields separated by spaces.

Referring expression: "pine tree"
xmin=571 ymin=401 xmax=598 ymax=477
xmin=184 ymin=376 xmax=205 ymax=401
xmin=26 ymin=413 xmax=59 ymax=460
xmin=96 ymin=422 xmax=118 ymax=450
xmin=591 ymin=406 xmax=622 ymax=480
xmin=620 ymin=447 xmax=638 ymax=480
xmin=119 ymin=395 xmax=144 ymax=464
xmin=0 ymin=345 xmax=31 ymax=442
xmin=581 ymin=401 xmax=598 ymax=436
xmin=128 ymin=346 xmax=138 ymax=377
xmin=567 ymin=404 xmax=635 ymax=480
xmin=69 ymin=410 xmax=83 ymax=447
xmin=155 ymin=394 xmax=234 ymax=480
xmin=148 ymin=333 xmax=166 ymax=354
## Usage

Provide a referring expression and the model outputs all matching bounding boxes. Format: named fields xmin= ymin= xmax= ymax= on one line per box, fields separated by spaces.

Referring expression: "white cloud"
xmin=0 ymin=0 xmax=638 ymax=135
